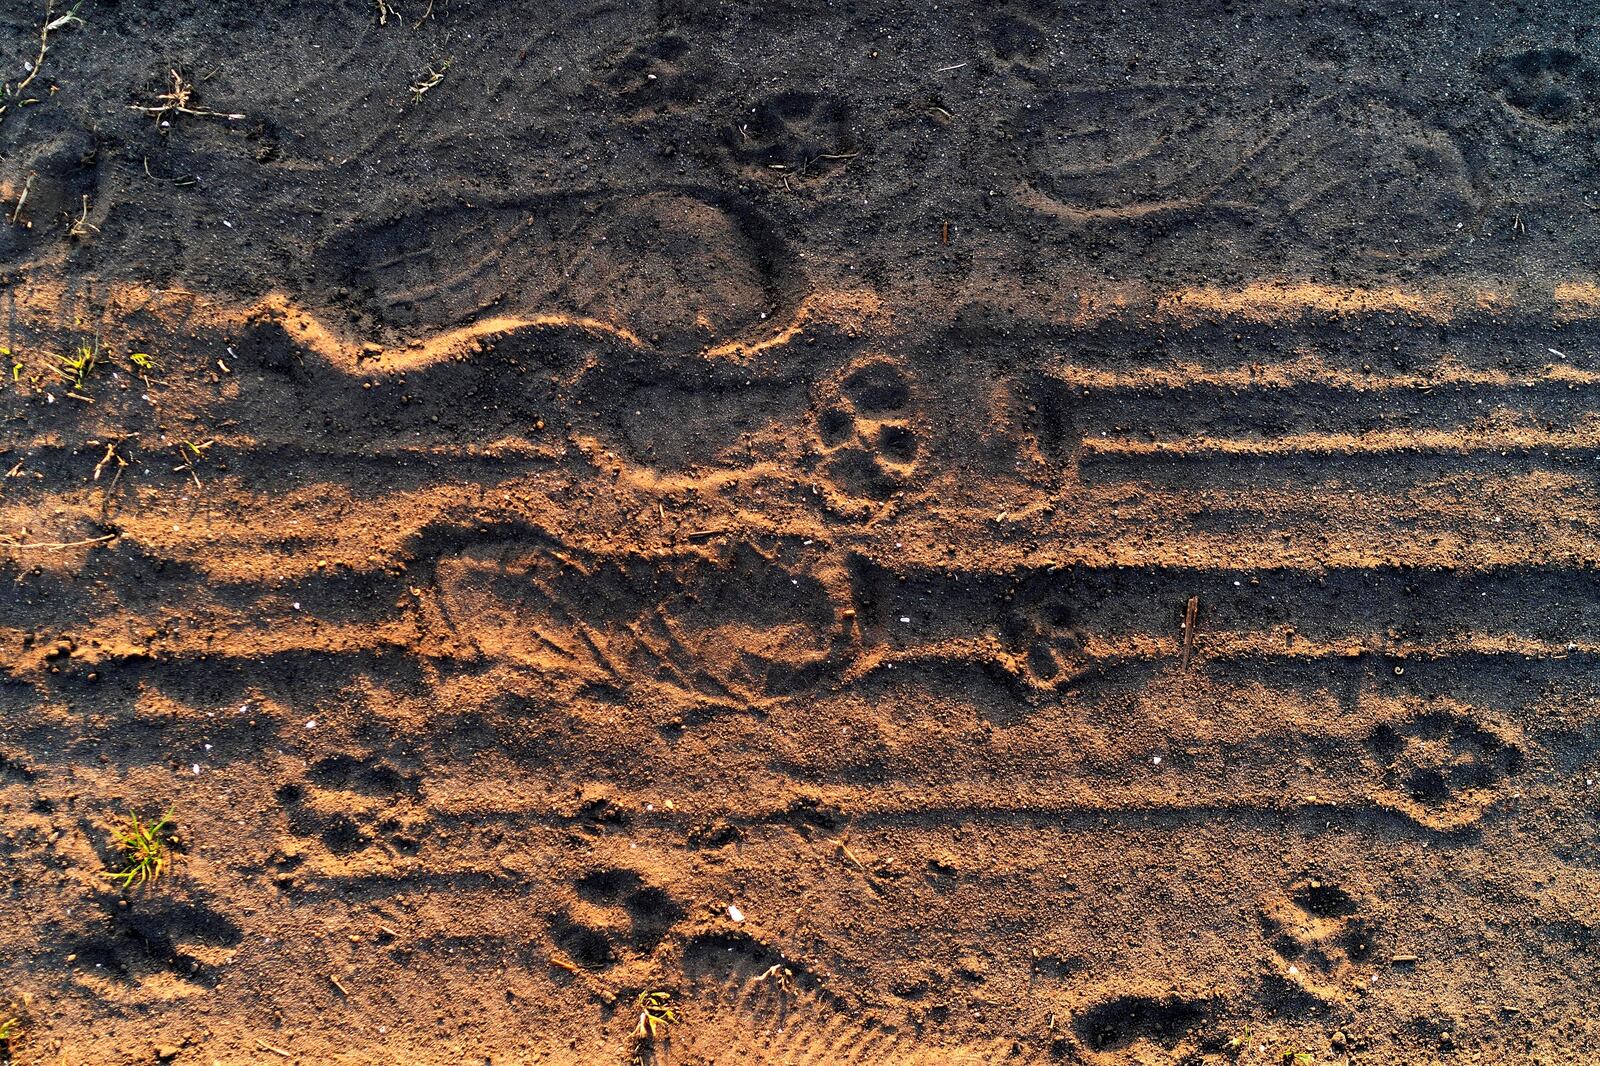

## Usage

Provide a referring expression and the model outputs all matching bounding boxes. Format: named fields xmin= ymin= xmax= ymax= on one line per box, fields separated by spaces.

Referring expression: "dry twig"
xmin=1 ymin=1 xmax=84 ymax=123
xmin=130 ymin=69 xmax=244 ymax=123
xmin=173 ymin=438 xmax=215 ymax=488
xmin=8 ymin=174 xmax=33 ymax=226
xmin=408 ymin=60 xmax=450 ymax=103
xmin=66 ymin=194 xmax=95 ymax=237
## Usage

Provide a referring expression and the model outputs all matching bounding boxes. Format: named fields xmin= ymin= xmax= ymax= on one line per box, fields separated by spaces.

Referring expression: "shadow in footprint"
xmin=1074 ymin=992 xmax=1209 ymax=1053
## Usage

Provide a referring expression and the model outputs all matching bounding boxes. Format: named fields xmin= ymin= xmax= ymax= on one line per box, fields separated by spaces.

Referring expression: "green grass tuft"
xmin=102 ymin=809 xmax=175 ymax=888
xmin=632 ymin=989 xmax=681 ymax=1042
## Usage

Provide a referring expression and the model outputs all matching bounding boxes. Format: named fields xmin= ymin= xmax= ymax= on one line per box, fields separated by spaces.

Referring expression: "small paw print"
xmin=725 ymin=91 xmax=855 ymax=180
xmin=549 ymin=867 xmax=683 ymax=972
xmin=987 ymin=12 xmax=1048 ymax=70
xmin=815 ymin=358 xmax=918 ymax=500
xmin=1000 ymin=574 xmax=1088 ymax=690
xmin=1492 ymin=47 xmax=1594 ymax=125
xmin=604 ymin=35 xmax=696 ymax=116
xmin=1368 ymin=710 xmax=1522 ymax=828
xmin=1260 ymin=875 xmax=1377 ymax=998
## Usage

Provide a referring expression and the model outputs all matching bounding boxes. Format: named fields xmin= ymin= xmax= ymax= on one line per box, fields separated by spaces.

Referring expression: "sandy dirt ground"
xmin=2 ymin=1 xmax=1600 ymax=1063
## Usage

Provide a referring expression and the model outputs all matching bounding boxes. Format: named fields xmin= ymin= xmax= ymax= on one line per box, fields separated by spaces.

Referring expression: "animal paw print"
xmin=1259 ymin=876 xmax=1376 ymax=999
xmin=275 ymin=754 xmax=425 ymax=857
xmin=986 ymin=12 xmax=1048 ymax=72
xmin=1000 ymin=572 xmax=1088 ymax=692
xmin=0 ymin=125 xmax=101 ymax=264
xmin=1071 ymin=991 xmax=1211 ymax=1055
xmin=1367 ymin=710 xmax=1523 ymax=829
xmin=603 ymin=35 xmax=697 ymax=117
xmin=815 ymin=358 xmax=919 ymax=500
xmin=1491 ymin=47 xmax=1594 ymax=125
xmin=724 ymin=91 xmax=855 ymax=181
xmin=549 ymin=867 xmax=683 ymax=972
xmin=71 ymin=894 xmax=242 ymax=1003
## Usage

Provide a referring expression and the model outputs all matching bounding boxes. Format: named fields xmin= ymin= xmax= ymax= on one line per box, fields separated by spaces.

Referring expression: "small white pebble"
xmin=1152 ymin=756 xmax=1162 ymax=765
xmin=305 ymin=719 xmax=317 ymax=730
xmin=191 ymin=764 xmax=201 ymax=775
xmin=899 ymin=616 xmax=911 ymax=623
xmin=728 ymin=904 xmax=745 ymax=923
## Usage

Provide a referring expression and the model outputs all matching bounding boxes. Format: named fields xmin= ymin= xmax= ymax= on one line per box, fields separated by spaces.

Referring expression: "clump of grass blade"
xmin=102 ymin=809 xmax=175 ymax=888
